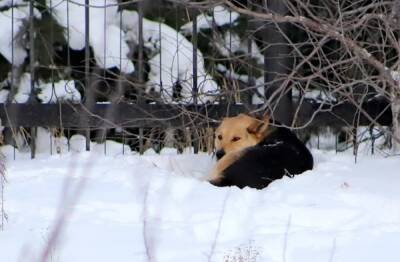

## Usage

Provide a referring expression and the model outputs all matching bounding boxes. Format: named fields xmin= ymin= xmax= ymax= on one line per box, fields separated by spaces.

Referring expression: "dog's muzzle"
xmin=215 ymin=149 xmax=225 ymax=160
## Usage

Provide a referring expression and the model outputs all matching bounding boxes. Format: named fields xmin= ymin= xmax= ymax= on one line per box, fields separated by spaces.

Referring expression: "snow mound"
xmin=0 ymin=5 xmax=41 ymax=66
xmin=180 ymin=5 xmax=240 ymax=35
xmin=0 ymin=89 xmax=9 ymax=103
xmin=0 ymin=0 xmax=25 ymax=8
xmin=13 ymin=72 xmax=33 ymax=103
xmin=215 ymin=31 xmax=263 ymax=63
xmin=121 ymin=10 xmax=219 ymax=103
xmin=37 ymin=80 xmax=81 ymax=103
xmin=47 ymin=0 xmax=134 ymax=74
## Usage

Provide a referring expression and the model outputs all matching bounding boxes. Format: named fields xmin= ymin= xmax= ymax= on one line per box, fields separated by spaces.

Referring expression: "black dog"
xmin=209 ymin=114 xmax=313 ymax=189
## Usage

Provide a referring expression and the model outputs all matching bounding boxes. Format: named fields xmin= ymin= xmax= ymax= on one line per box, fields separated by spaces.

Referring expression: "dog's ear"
xmin=246 ymin=114 xmax=270 ymax=138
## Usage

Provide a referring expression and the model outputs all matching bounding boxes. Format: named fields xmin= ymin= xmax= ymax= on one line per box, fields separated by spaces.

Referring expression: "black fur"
xmin=212 ymin=123 xmax=314 ymax=189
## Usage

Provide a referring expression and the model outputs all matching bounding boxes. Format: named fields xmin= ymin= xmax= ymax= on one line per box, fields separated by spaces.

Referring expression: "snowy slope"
xmin=0 ymin=140 xmax=400 ymax=262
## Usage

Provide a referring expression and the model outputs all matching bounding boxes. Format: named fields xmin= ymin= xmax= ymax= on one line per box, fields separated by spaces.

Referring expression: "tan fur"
xmin=208 ymin=113 xmax=271 ymax=182
xmin=207 ymin=150 xmax=244 ymax=182
xmin=214 ymin=113 xmax=270 ymax=154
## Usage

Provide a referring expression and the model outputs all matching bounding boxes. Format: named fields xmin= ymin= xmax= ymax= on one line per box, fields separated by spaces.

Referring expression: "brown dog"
xmin=207 ymin=113 xmax=271 ymax=183
xmin=207 ymin=113 xmax=313 ymax=189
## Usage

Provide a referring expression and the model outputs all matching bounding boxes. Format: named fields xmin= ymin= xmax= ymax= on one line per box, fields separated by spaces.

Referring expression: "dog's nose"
xmin=215 ymin=149 xmax=225 ymax=160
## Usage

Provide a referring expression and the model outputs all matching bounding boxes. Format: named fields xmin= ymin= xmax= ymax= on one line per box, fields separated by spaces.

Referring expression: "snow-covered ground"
xmin=0 ymin=139 xmax=400 ymax=262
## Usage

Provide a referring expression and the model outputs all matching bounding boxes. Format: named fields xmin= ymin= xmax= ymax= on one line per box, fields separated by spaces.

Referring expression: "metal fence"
xmin=0 ymin=0 xmax=393 ymax=158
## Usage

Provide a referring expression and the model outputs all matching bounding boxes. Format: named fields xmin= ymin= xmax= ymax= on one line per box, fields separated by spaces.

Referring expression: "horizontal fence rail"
xmin=0 ymin=100 xmax=392 ymax=129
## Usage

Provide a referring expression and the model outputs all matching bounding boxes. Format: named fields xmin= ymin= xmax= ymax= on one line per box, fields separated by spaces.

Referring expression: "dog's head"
xmin=214 ymin=113 xmax=270 ymax=160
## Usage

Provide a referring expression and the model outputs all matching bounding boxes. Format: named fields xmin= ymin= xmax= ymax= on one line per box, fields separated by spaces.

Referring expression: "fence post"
xmin=262 ymin=0 xmax=293 ymax=125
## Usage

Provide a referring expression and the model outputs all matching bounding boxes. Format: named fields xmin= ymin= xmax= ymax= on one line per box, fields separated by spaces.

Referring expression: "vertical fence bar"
xmin=30 ymin=128 xmax=36 ymax=159
xmin=13 ymin=128 xmax=16 ymax=160
xmin=138 ymin=0 xmax=144 ymax=100
xmin=66 ymin=0 xmax=71 ymax=75
xmin=138 ymin=1 xmax=144 ymax=154
xmin=228 ymin=7 xmax=232 ymax=92
xmin=335 ymin=134 xmax=338 ymax=153
xmin=67 ymin=128 xmax=70 ymax=152
xmin=175 ymin=5 xmax=180 ymax=89
xmin=9 ymin=0 xmax=15 ymax=102
xmin=122 ymin=131 xmax=125 ymax=155
xmin=66 ymin=1 xmax=71 ymax=152
xmin=104 ymin=129 xmax=107 ymax=155
xmin=29 ymin=0 xmax=36 ymax=159
xmin=246 ymin=1 xmax=253 ymax=105
xmin=211 ymin=8 xmax=222 ymax=104
xmin=192 ymin=6 xmax=199 ymax=154
xmin=192 ymin=8 xmax=198 ymax=105
xmin=158 ymin=7 xmax=163 ymax=98
xmin=139 ymin=128 xmax=144 ymax=154
xmin=103 ymin=0 xmax=107 ymax=73
xmin=10 ymin=0 xmax=16 ymax=160
xmin=353 ymin=127 xmax=358 ymax=163
xmin=29 ymin=0 xmax=35 ymax=102
xmin=50 ymin=0 xmax=55 ymax=102
xmin=118 ymin=3 xmax=123 ymax=101
xmin=370 ymin=126 xmax=375 ymax=155
xmin=84 ymin=0 xmax=91 ymax=151
xmin=50 ymin=132 xmax=53 ymax=155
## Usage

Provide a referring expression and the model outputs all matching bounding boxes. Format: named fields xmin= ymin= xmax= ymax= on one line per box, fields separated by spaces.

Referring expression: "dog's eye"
xmin=217 ymin=135 xmax=222 ymax=140
xmin=231 ymin=136 xmax=241 ymax=142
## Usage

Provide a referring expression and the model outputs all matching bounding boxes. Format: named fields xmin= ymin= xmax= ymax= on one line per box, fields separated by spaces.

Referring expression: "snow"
xmin=0 ymin=89 xmax=9 ymax=103
xmin=47 ymin=0 xmax=135 ymax=74
xmin=37 ymin=80 xmax=81 ymax=103
xmin=5 ymin=73 xmax=81 ymax=103
xmin=249 ymin=77 xmax=266 ymax=105
xmin=214 ymin=31 xmax=264 ymax=64
xmin=0 ymin=0 xmax=24 ymax=8
xmin=293 ymin=88 xmax=337 ymax=103
xmin=391 ymin=70 xmax=400 ymax=82
xmin=121 ymin=10 xmax=219 ymax=103
xmin=180 ymin=5 xmax=240 ymax=35
xmin=0 ymin=5 xmax=41 ymax=66
xmin=13 ymin=72 xmax=32 ymax=103
xmin=1 ymin=135 xmax=400 ymax=261
xmin=217 ymin=63 xmax=249 ymax=83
